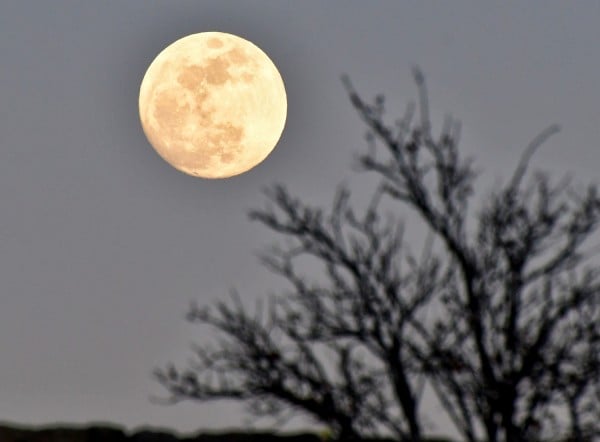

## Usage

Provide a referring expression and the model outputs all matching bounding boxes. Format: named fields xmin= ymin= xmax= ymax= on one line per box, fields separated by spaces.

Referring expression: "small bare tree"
xmin=155 ymin=181 xmax=446 ymax=441
xmin=155 ymin=70 xmax=599 ymax=442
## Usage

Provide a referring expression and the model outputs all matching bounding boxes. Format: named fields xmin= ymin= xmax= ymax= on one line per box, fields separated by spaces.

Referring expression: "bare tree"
xmin=342 ymin=69 xmax=600 ymax=442
xmin=154 ymin=181 xmax=447 ymax=441
xmin=155 ymin=71 xmax=600 ymax=442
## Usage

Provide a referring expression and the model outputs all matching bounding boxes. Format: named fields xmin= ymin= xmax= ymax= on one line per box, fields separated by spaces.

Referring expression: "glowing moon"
xmin=139 ymin=32 xmax=287 ymax=178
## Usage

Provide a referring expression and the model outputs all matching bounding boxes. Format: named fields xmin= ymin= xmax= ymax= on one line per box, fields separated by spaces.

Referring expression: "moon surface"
xmin=139 ymin=32 xmax=287 ymax=178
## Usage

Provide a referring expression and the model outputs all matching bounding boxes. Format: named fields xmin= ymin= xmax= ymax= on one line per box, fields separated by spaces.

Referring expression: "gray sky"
xmin=1 ymin=1 xmax=599 ymax=438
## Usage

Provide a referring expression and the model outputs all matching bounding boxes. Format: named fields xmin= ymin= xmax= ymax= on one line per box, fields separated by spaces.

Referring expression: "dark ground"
xmin=0 ymin=423 xmax=455 ymax=442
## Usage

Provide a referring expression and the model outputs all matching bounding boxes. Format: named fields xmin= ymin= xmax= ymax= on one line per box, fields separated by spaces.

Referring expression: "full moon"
xmin=139 ymin=32 xmax=287 ymax=178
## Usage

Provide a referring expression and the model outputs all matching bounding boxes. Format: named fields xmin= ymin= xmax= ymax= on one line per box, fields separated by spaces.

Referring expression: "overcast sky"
xmin=1 ymin=1 xmax=599 ymax=439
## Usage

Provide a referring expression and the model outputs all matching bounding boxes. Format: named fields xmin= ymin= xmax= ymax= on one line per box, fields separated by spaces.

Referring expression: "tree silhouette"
xmin=155 ymin=70 xmax=599 ymax=442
